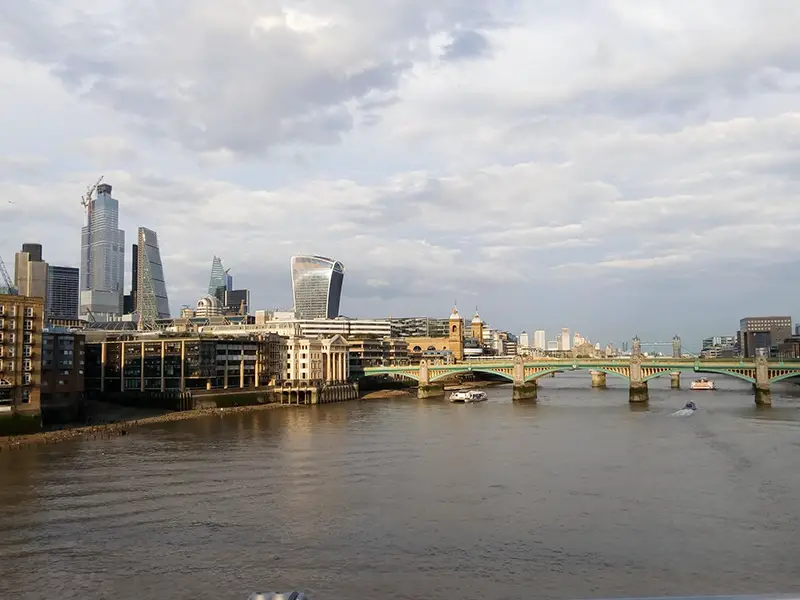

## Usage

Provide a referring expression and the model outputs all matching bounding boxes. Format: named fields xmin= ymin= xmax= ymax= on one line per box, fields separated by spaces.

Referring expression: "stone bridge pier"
xmin=590 ymin=371 xmax=607 ymax=388
xmin=417 ymin=360 xmax=445 ymax=399
xmin=629 ymin=357 xmax=648 ymax=403
xmin=512 ymin=356 xmax=538 ymax=401
xmin=754 ymin=355 xmax=771 ymax=406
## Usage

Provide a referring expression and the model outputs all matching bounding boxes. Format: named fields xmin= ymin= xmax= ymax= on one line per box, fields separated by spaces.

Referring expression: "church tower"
xmin=471 ymin=309 xmax=484 ymax=341
xmin=448 ymin=306 xmax=464 ymax=361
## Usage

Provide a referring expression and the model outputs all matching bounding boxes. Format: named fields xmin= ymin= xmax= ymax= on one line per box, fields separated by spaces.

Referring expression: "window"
xmin=23 ymin=359 xmax=32 ymax=371
xmin=23 ymin=347 xmax=32 ymax=358
xmin=24 ymin=320 xmax=33 ymax=331
xmin=23 ymin=373 xmax=31 ymax=385
xmin=21 ymin=389 xmax=30 ymax=403
xmin=0 ymin=305 xmax=4 ymax=316
xmin=25 ymin=307 xmax=33 ymax=318
xmin=23 ymin=332 xmax=32 ymax=345
xmin=6 ymin=361 xmax=13 ymax=371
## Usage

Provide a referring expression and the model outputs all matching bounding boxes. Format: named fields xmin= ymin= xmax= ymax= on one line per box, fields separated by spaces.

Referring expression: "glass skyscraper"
xmin=80 ymin=183 xmax=125 ymax=317
xmin=291 ymin=255 xmax=345 ymax=319
xmin=208 ymin=256 xmax=229 ymax=297
xmin=137 ymin=227 xmax=171 ymax=322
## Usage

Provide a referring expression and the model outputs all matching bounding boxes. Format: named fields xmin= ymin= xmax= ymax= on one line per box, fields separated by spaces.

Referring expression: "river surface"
xmin=2 ymin=373 xmax=800 ymax=600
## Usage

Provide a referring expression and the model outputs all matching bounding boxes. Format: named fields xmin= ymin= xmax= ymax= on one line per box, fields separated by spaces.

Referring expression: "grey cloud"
xmin=442 ymin=30 xmax=490 ymax=61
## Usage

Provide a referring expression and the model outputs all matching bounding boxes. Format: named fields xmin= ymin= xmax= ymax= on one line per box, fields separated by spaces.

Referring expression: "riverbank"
xmin=0 ymin=402 xmax=288 ymax=452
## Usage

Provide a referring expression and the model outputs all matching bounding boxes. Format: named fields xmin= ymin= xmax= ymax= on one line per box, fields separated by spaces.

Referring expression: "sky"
xmin=2 ymin=0 xmax=800 ymax=351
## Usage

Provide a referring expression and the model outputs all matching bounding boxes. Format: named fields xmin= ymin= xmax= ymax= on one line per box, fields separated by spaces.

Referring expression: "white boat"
xmin=449 ymin=390 xmax=488 ymax=403
xmin=690 ymin=377 xmax=716 ymax=391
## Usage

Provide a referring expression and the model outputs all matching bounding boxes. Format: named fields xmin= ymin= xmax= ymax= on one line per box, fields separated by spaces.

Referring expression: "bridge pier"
xmin=417 ymin=359 xmax=445 ymax=399
xmin=512 ymin=382 xmax=538 ymax=401
xmin=754 ymin=356 xmax=771 ymax=406
xmin=628 ymin=357 xmax=649 ymax=403
xmin=512 ymin=356 xmax=537 ymax=401
xmin=670 ymin=372 xmax=680 ymax=389
xmin=590 ymin=371 xmax=606 ymax=388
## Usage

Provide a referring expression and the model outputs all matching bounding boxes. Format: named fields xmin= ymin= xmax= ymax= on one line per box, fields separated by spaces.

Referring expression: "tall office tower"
xmin=558 ymin=328 xmax=571 ymax=351
xmin=80 ymin=183 xmax=125 ymax=318
xmin=208 ymin=256 xmax=229 ymax=297
xmin=519 ymin=331 xmax=530 ymax=348
xmin=136 ymin=228 xmax=171 ymax=324
xmin=290 ymin=255 xmax=345 ymax=319
xmin=14 ymin=243 xmax=48 ymax=304
xmin=533 ymin=330 xmax=546 ymax=350
xmin=46 ymin=266 xmax=79 ymax=321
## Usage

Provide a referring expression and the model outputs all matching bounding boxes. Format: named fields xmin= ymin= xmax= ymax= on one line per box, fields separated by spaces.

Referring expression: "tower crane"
xmin=0 ymin=253 xmax=16 ymax=294
xmin=80 ymin=175 xmax=104 ymax=289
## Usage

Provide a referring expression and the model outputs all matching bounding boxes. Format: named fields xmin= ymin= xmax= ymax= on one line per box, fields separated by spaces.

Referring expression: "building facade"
xmin=285 ymin=335 xmax=349 ymax=382
xmin=80 ymin=183 xmax=125 ymax=318
xmin=15 ymin=243 xmax=48 ymax=307
xmin=291 ymin=255 xmax=345 ymax=319
xmin=85 ymin=333 xmax=287 ymax=393
xmin=47 ymin=266 xmax=80 ymax=321
xmin=137 ymin=227 xmax=171 ymax=322
xmin=41 ymin=329 xmax=85 ymax=423
xmin=405 ymin=307 xmax=464 ymax=361
xmin=0 ymin=294 xmax=45 ymax=428
xmin=738 ymin=316 xmax=792 ymax=358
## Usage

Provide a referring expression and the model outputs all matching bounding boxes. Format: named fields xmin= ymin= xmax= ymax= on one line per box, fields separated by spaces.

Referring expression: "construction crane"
xmin=0 ymin=253 xmax=16 ymax=294
xmin=80 ymin=175 xmax=104 ymax=289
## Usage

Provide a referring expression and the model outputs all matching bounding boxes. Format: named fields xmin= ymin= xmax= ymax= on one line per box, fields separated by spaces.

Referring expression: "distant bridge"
xmin=361 ymin=356 xmax=796 ymax=405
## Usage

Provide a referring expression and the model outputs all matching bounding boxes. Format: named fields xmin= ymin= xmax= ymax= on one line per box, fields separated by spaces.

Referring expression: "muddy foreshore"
xmin=0 ymin=402 xmax=289 ymax=452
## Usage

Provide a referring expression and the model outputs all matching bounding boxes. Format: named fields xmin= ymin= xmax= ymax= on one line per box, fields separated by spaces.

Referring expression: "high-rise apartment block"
xmin=80 ymin=183 xmax=125 ymax=319
xmin=136 ymin=227 xmax=171 ymax=323
xmin=558 ymin=328 xmax=571 ymax=351
xmin=291 ymin=255 xmax=344 ymax=319
xmin=0 ymin=294 xmax=45 ymax=432
xmin=47 ymin=266 xmax=80 ymax=321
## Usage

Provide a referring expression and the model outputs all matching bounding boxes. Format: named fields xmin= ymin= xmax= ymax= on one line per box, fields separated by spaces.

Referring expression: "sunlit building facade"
xmin=290 ymin=255 xmax=345 ymax=320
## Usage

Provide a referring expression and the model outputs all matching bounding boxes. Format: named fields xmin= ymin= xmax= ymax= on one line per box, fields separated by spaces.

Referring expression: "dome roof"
xmin=449 ymin=306 xmax=461 ymax=320
xmin=197 ymin=295 xmax=222 ymax=309
xmin=472 ymin=312 xmax=482 ymax=324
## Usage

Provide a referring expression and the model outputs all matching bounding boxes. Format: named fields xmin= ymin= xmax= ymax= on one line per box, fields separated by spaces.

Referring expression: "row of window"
xmin=0 ymin=319 xmax=36 ymax=330
xmin=0 ymin=332 xmax=34 ymax=344
xmin=0 ymin=306 xmax=35 ymax=318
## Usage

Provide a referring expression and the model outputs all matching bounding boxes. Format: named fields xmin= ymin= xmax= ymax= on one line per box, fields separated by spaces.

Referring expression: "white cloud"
xmin=2 ymin=1 xmax=800 ymax=347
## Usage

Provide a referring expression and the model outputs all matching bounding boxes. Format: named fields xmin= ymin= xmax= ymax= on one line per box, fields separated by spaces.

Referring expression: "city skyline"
xmin=2 ymin=2 xmax=800 ymax=346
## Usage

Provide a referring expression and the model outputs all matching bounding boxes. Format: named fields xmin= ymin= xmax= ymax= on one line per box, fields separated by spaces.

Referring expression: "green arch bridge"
xmin=360 ymin=356 xmax=799 ymax=405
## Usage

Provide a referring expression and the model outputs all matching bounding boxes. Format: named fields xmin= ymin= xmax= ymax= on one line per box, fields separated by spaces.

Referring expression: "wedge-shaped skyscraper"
xmin=291 ymin=255 xmax=345 ymax=319
xmin=137 ymin=227 xmax=170 ymax=323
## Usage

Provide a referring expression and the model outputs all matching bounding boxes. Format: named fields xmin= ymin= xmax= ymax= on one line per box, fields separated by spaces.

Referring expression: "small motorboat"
xmin=449 ymin=390 xmax=488 ymax=403
xmin=684 ymin=401 xmax=697 ymax=411
xmin=690 ymin=377 xmax=716 ymax=391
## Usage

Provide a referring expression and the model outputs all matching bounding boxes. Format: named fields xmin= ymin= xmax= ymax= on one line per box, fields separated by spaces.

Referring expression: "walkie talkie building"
xmin=290 ymin=255 xmax=345 ymax=319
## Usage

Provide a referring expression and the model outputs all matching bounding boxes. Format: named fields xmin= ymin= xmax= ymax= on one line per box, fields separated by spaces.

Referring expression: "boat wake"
xmin=671 ymin=408 xmax=697 ymax=417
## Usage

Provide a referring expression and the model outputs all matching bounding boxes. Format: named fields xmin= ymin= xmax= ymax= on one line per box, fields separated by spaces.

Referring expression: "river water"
xmin=2 ymin=373 xmax=800 ymax=600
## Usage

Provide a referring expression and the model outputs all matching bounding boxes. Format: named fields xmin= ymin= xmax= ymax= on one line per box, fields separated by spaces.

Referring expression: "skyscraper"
xmin=208 ymin=256 xmax=229 ymax=297
xmin=136 ymin=227 xmax=170 ymax=324
xmin=47 ymin=266 xmax=79 ymax=320
xmin=291 ymin=255 xmax=345 ymax=319
xmin=533 ymin=330 xmax=546 ymax=350
xmin=80 ymin=183 xmax=125 ymax=317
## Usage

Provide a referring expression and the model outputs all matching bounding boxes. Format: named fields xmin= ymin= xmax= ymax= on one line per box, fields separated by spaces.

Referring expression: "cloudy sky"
xmin=2 ymin=0 xmax=800 ymax=350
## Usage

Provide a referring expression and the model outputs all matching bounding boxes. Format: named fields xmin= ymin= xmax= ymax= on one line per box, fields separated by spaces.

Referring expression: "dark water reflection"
xmin=1 ymin=372 xmax=799 ymax=600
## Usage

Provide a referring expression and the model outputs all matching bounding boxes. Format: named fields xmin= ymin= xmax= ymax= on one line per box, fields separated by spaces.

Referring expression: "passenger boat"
xmin=690 ymin=377 xmax=716 ymax=391
xmin=449 ymin=390 xmax=488 ymax=403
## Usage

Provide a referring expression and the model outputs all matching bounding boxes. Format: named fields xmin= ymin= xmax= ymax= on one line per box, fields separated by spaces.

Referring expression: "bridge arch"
xmin=429 ymin=368 xmax=513 ymax=383
xmin=641 ymin=366 xmax=755 ymax=384
xmin=766 ymin=372 xmax=800 ymax=384
xmin=524 ymin=366 xmax=630 ymax=382
xmin=358 ymin=371 xmax=420 ymax=383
